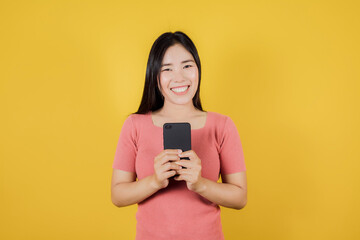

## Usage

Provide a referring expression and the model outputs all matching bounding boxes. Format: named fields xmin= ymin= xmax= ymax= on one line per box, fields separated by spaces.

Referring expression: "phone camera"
xmin=165 ymin=124 xmax=172 ymax=129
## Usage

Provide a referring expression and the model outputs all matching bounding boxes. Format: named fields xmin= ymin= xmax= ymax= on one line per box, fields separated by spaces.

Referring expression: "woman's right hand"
xmin=152 ymin=149 xmax=182 ymax=190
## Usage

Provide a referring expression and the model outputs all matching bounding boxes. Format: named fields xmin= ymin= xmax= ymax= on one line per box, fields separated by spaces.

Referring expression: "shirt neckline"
xmin=148 ymin=111 xmax=210 ymax=131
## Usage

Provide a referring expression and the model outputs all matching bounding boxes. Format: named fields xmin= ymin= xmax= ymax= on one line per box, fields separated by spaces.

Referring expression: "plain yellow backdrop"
xmin=1 ymin=0 xmax=359 ymax=239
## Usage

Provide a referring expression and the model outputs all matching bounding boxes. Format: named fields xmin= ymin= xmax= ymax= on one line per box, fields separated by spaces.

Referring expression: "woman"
xmin=111 ymin=31 xmax=247 ymax=240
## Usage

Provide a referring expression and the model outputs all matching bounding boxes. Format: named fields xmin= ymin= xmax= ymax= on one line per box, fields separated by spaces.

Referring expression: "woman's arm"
xmin=111 ymin=149 xmax=183 ymax=207
xmin=174 ymin=150 xmax=247 ymax=210
xmin=111 ymin=169 xmax=160 ymax=207
xmin=195 ymin=172 xmax=247 ymax=210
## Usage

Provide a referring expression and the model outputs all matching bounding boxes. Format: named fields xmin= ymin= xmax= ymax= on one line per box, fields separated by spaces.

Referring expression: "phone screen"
xmin=163 ymin=122 xmax=191 ymax=161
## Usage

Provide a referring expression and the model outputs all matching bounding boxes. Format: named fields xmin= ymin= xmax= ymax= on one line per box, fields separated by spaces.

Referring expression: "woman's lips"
xmin=170 ymin=85 xmax=190 ymax=95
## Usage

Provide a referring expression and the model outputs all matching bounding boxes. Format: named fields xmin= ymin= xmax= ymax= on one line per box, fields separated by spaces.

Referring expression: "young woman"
xmin=111 ymin=31 xmax=247 ymax=240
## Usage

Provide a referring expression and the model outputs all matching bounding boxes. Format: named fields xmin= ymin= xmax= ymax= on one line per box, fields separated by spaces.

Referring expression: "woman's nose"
xmin=173 ymin=68 xmax=185 ymax=80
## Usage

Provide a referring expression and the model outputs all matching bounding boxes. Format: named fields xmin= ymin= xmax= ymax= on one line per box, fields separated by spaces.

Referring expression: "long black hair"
xmin=131 ymin=31 xmax=204 ymax=115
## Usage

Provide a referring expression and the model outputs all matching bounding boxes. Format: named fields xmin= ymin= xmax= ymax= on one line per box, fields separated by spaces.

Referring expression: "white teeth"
xmin=171 ymin=86 xmax=189 ymax=93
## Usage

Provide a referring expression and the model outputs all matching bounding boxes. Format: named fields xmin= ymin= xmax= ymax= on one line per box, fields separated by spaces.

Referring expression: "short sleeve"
xmin=112 ymin=115 xmax=137 ymax=172
xmin=219 ymin=116 xmax=246 ymax=175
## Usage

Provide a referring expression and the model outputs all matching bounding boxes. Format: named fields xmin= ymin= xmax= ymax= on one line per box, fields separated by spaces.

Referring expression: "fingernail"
xmin=178 ymin=149 xmax=182 ymax=153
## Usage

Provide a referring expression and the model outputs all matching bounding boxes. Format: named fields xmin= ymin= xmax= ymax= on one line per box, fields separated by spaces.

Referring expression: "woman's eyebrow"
xmin=161 ymin=59 xmax=194 ymax=67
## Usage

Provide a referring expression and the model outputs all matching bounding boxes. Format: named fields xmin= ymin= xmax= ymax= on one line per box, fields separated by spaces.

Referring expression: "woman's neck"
xmin=153 ymin=102 xmax=201 ymax=120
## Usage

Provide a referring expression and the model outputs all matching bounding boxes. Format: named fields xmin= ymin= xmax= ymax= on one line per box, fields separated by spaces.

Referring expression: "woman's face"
xmin=158 ymin=43 xmax=198 ymax=106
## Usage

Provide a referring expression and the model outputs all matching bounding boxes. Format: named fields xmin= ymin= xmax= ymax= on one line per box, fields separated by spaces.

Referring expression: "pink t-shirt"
xmin=113 ymin=111 xmax=246 ymax=240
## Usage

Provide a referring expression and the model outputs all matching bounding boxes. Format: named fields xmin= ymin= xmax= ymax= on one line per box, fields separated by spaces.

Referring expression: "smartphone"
xmin=163 ymin=122 xmax=191 ymax=177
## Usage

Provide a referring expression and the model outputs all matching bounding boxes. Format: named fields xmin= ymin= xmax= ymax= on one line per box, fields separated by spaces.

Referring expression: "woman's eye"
xmin=184 ymin=65 xmax=192 ymax=68
xmin=162 ymin=68 xmax=171 ymax=72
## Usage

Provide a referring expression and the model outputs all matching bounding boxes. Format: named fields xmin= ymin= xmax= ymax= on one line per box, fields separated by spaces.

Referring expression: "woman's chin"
xmin=167 ymin=98 xmax=193 ymax=105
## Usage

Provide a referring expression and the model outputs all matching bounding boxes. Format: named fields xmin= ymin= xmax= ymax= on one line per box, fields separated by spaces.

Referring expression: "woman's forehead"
xmin=162 ymin=44 xmax=194 ymax=64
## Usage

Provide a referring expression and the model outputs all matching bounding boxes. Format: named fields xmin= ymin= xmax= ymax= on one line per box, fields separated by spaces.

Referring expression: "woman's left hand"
xmin=174 ymin=150 xmax=205 ymax=192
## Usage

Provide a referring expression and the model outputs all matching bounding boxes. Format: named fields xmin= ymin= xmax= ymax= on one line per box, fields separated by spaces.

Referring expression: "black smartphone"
xmin=163 ymin=122 xmax=191 ymax=177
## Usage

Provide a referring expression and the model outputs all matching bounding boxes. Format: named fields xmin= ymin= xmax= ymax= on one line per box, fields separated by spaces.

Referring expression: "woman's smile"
xmin=171 ymin=85 xmax=190 ymax=95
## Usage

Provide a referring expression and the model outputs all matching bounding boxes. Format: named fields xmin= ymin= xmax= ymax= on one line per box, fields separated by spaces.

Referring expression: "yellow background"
xmin=1 ymin=0 xmax=359 ymax=239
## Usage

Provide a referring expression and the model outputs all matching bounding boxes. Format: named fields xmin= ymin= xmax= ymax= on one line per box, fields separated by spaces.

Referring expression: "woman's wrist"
xmin=193 ymin=177 xmax=207 ymax=194
xmin=149 ymin=174 xmax=162 ymax=191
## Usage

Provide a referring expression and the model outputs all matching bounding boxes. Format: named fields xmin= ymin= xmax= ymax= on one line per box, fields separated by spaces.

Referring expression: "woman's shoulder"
xmin=207 ymin=110 xmax=230 ymax=122
xmin=124 ymin=112 xmax=150 ymax=126
xmin=127 ymin=111 xmax=148 ymax=118
xmin=207 ymin=111 xmax=238 ymax=133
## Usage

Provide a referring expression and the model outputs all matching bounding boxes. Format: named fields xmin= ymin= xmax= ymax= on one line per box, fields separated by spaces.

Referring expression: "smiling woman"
xmin=111 ymin=31 xmax=247 ymax=240
xmin=135 ymin=31 xmax=203 ymax=114
xmin=159 ymin=44 xmax=198 ymax=99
